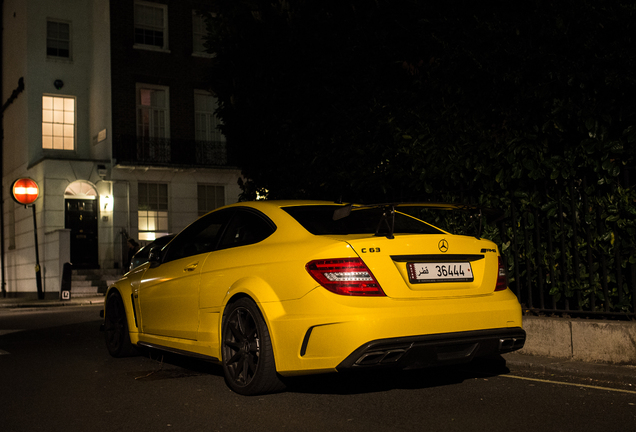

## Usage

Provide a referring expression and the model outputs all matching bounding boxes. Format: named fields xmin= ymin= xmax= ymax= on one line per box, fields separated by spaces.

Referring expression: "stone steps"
xmin=70 ymin=268 xmax=123 ymax=298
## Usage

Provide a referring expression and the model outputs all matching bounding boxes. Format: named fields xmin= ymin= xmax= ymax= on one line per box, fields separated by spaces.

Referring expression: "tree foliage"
xmin=204 ymin=0 xmax=636 ymax=202
xmin=204 ymin=1 xmax=636 ymax=314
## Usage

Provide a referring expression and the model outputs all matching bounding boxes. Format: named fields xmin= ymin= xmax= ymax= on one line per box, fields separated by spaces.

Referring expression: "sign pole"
xmin=11 ymin=178 xmax=42 ymax=299
xmin=31 ymin=204 xmax=43 ymax=300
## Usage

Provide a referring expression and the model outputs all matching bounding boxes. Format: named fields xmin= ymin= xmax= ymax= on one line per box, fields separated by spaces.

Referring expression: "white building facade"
xmin=1 ymin=0 xmax=241 ymax=298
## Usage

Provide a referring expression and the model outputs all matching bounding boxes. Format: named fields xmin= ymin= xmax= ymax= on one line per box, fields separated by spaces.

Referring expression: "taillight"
xmin=306 ymin=258 xmax=386 ymax=296
xmin=495 ymin=256 xmax=508 ymax=291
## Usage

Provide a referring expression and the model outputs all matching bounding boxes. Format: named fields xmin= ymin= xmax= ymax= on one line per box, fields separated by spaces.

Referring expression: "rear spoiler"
xmin=333 ymin=202 xmax=501 ymax=240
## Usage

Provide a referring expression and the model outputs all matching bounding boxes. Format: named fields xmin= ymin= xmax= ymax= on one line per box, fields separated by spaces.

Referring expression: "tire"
xmin=221 ymin=298 xmax=285 ymax=395
xmin=104 ymin=291 xmax=137 ymax=357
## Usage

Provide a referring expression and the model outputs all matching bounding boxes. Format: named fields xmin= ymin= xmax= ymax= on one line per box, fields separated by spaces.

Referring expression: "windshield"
xmin=283 ymin=205 xmax=444 ymax=236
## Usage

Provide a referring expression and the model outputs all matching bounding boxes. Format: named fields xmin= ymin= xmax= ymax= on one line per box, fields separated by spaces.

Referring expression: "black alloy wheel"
xmin=221 ymin=298 xmax=284 ymax=395
xmin=104 ymin=291 xmax=136 ymax=357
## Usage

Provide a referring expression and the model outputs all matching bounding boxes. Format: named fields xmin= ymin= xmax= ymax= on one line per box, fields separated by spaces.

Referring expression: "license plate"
xmin=407 ymin=262 xmax=474 ymax=283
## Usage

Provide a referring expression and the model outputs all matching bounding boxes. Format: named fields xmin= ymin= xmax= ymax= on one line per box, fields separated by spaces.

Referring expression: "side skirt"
xmin=137 ymin=341 xmax=220 ymax=363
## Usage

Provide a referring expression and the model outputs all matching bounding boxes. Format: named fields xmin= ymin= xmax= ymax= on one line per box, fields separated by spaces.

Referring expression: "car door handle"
xmin=184 ymin=262 xmax=199 ymax=272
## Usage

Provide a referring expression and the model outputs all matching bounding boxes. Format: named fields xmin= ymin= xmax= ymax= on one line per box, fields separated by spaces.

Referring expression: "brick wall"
xmin=109 ymin=0 xmax=216 ymax=141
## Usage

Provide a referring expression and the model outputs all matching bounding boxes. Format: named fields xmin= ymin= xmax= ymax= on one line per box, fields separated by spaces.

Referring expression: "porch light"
xmin=101 ymin=195 xmax=113 ymax=212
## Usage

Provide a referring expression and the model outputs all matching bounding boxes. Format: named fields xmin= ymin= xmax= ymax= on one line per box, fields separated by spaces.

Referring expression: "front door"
xmin=138 ymin=255 xmax=204 ymax=340
xmin=65 ymin=199 xmax=99 ymax=268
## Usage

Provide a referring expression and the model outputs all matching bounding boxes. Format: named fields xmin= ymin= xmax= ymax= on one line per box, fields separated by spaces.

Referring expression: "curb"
xmin=0 ymin=295 xmax=105 ymax=309
xmin=519 ymin=315 xmax=636 ymax=365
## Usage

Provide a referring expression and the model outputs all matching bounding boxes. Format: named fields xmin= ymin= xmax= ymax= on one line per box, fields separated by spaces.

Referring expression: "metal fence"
xmin=417 ymin=171 xmax=635 ymax=319
xmin=496 ymin=176 xmax=636 ymax=319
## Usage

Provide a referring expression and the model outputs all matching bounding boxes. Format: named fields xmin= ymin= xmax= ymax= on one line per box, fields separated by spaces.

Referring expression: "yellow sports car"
xmin=102 ymin=200 xmax=525 ymax=395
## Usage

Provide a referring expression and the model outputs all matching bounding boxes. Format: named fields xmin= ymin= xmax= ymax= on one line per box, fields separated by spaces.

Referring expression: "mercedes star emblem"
xmin=438 ymin=239 xmax=449 ymax=253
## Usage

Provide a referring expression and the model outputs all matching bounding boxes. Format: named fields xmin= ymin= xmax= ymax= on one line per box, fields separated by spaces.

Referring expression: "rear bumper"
xmin=264 ymin=287 xmax=524 ymax=375
xmin=336 ymin=327 xmax=526 ymax=370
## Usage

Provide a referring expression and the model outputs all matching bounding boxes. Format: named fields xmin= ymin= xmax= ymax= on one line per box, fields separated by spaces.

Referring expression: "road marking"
xmin=503 ymin=374 xmax=636 ymax=395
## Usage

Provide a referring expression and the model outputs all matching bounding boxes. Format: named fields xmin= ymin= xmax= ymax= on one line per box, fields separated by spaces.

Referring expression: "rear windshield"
xmin=283 ymin=205 xmax=444 ymax=236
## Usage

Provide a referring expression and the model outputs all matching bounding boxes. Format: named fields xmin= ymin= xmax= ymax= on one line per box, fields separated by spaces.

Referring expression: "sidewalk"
xmin=1 ymin=294 xmax=635 ymax=387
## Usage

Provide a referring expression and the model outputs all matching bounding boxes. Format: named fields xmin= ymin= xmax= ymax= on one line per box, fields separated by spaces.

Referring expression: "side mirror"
xmin=148 ymin=246 xmax=163 ymax=268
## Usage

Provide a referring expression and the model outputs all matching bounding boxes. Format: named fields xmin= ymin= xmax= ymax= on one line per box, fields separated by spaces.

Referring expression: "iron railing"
xmin=497 ymin=176 xmax=636 ymax=319
xmin=113 ymin=135 xmax=232 ymax=168
xmin=420 ymin=171 xmax=635 ymax=319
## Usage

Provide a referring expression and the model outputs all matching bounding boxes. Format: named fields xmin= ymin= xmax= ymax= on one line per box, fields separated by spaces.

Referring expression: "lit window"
xmin=47 ymin=20 xmax=71 ymax=58
xmin=137 ymin=84 xmax=169 ymax=138
xmin=198 ymin=184 xmax=225 ymax=216
xmin=42 ymin=95 xmax=75 ymax=150
xmin=134 ymin=1 xmax=168 ymax=50
xmin=138 ymin=182 xmax=169 ymax=241
xmin=194 ymin=91 xmax=224 ymax=143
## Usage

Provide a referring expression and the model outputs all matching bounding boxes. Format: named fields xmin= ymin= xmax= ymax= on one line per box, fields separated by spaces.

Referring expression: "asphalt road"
xmin=1 ymin=306 xmax=635 ymax=432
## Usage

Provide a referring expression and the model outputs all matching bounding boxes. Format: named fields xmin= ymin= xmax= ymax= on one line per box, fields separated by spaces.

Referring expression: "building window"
xmin=42 ymin=95 xmax=75 ymax=150
xmin=192 ymin=11 xmax=213 ymax=56
xmin=198 ymin=184 xmax=225 ymax=216
xmin=194 ymin=91 xmax=227 ymax=164
xmin=138 ymin=182 xmax=169 ymax=241
xmin=192 ymin=11 xmax=206 ymax=54
xmin=134 ymin=1 xmax=168 ymax=50
xmin=194 ymin=91 xmax=223 ymax=143
xmin=47 ymin=20 xmax=71 ymax=58
xmin=137 ymin=84 xmax=169 ymax=139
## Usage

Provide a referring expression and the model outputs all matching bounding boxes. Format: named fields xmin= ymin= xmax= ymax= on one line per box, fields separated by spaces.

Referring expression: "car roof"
xmin=224 ymin=200 xmax=345 ymax=209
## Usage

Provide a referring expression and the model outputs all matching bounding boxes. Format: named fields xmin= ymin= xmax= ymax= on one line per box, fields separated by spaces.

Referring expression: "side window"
xmin=163 ymin=209 xmax=231 ymax=262
xmin=217 ymin=210 xmax=276 ymax=250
